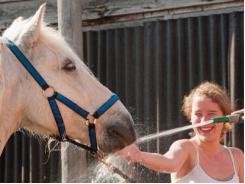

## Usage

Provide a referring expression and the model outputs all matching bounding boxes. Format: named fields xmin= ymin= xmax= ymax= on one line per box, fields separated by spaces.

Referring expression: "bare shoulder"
xmin=229 ymin=147 xmax=244 ymax=160
xmin=228 ymin=147 xmax=244 ymax=178
xmin=169 ymin=139 xmax=195 ymax=153
xmin=168 ymin=139 xmax=197 ymax=173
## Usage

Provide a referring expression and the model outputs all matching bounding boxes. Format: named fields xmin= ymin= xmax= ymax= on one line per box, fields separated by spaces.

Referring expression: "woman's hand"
xmin=231 ymin=108 xmax=244 ymax=115
xmin=117 ymin=144 xmax=142 ymax=163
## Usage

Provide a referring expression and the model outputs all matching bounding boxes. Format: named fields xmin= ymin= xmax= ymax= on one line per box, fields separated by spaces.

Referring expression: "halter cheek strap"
xmin=4 ymin=38 xmax=119 ymax=153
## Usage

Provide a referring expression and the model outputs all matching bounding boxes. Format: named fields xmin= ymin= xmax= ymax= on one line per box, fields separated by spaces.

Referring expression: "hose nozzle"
xmin=212 ymin=114 xmax=244 ymax=124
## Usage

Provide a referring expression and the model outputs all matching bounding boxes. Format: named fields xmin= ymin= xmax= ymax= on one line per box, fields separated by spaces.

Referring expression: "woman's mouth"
xmin=197 ymin=126 xmax=215 ymax=134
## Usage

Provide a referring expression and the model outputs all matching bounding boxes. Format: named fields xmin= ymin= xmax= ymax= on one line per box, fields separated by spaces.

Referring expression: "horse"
xmin=0 ymin=4 xmax=136 ymax=156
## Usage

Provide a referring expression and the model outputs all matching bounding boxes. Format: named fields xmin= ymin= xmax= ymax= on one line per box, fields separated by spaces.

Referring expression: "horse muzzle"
xmin=97 ymin=112 xmax=136 ymax=153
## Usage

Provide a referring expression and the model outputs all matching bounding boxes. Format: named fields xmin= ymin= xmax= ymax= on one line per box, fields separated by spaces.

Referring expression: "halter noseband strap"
xmin=4 ymin=38 xmax=119 ymax=153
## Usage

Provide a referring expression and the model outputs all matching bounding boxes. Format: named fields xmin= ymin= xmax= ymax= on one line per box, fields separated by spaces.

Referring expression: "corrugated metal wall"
xmin=0 ymin=11 xmax=243 ymax=183
xmin=0 ymin=131 xmax=61 ymax=182
xmin=83 ymin=11 xmax=244 ymax=182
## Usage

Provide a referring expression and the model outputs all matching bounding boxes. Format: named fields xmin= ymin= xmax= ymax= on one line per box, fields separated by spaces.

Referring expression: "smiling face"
xmin=182 ymin=82 xmax=232 ymax=143
xmin=191 ymin=95 xmax=224 ymax=143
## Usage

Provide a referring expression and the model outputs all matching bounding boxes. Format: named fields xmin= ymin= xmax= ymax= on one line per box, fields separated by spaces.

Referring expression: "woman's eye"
xmin=62 ymin=59 xmax=76 ymax=71
xmin=208 ymin=113 xmax=216 ymax=118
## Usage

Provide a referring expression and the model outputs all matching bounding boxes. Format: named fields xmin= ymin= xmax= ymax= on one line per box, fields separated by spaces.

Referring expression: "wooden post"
xmin=228 ymin=15 xmax=243 ymax=150
xmin=57 ymin=0 xmax=87 ymax=182
xmin=57 ymin=0 xmax=84 ymax=60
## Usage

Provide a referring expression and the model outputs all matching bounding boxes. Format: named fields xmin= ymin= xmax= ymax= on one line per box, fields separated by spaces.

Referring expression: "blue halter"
xmin=4 ymin=38 xmax=119 ymax=153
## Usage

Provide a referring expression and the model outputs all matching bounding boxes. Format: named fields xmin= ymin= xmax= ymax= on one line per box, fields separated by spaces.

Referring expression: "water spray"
xmin=136 ymin=114 xmax=243 ymax=144
xmin=96 ymin=156 xmax=136 ymax=182
xmin=66 ymin=142 xmax=135 ymax=182
xmin=88 ymin=151 xmax=135 ymax=182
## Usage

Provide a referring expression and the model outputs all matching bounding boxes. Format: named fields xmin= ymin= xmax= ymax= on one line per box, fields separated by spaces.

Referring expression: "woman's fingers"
xmin=117 ymin=144 xmax=139 ymax=162
xmin=231 ymin=108 xmax=244 ymax=115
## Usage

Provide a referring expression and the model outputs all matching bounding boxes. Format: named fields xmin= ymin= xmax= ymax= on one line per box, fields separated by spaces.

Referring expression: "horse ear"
xmin=19 ymin=3 xmax=46 ymax=47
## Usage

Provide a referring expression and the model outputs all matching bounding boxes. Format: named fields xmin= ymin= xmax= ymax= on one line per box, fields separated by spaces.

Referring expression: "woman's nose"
xmin=201 ymin=115 xmax=210 ymax=122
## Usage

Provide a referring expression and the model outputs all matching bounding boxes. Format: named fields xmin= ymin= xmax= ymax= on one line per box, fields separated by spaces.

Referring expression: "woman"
xmin=118 ymin=82 xmax=244 ymax=183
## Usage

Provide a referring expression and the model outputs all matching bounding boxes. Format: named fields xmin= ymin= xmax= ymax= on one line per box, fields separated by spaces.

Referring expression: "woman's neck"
xmin=193 ymin=136 xmax=222 ymax=155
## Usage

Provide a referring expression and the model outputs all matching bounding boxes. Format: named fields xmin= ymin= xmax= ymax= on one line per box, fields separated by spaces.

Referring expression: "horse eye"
xmin=62 ymin=60 xmax=76 ymax=71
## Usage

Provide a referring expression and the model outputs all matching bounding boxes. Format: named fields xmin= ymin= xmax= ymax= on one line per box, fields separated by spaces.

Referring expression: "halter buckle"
xmin=43 ymin=86 xmax=55 ymax=98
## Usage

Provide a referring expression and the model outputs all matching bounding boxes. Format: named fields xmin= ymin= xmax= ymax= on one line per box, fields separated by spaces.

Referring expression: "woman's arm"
xmin=236 ymin=149 xmax=244 ymax=183
xmin=231 ymin=109 xmax=244 ymax=115
xmin=118 ymin=139 xmax=191 ymax=173
xmin=230 ymin=147 xmax=244 ymax=183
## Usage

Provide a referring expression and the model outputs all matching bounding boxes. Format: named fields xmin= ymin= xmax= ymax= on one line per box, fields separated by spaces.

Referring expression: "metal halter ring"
xmin=86 ymin=114 xmax=96 ymax=125
xmin=43 ymin=86 xmax=55 ymax=98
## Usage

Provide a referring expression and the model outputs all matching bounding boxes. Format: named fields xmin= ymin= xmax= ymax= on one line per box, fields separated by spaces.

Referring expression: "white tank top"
xmin=171 ymin=146 xmax=239 ymax=183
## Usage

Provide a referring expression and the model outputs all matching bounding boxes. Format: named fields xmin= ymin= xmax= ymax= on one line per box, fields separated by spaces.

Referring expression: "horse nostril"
xmin=106 ymin=121 xmax=136 ymax=146
xmin=100 ymin=112 xmax=136 ymax=153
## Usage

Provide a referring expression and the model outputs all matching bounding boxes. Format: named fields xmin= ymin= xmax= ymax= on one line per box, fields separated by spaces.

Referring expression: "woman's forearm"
xmin=118 ymin=141 xmax=189 ymax=173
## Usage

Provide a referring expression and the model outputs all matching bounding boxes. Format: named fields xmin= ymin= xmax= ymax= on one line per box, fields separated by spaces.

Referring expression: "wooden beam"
xmin=0 ymin=0 xmax=243 ymax=33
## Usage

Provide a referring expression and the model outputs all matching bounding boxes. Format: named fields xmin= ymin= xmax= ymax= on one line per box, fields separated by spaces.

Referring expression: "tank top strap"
xmin=224 ymin=146 xmax=237 ymax=175
xmin=191 ymin=142 xmax=200 ymax=164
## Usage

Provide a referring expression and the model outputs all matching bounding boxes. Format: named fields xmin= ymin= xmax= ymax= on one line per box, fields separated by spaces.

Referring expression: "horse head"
xmin=0 ymin=4 xmax=136 ymax=155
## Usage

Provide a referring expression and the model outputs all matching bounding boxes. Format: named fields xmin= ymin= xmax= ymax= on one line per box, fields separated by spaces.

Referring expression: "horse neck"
xmin=0 ymin=123 xmax=13 ymax=155
xmin=0 ymin=100 xmax=23 ymax=155
xmin=0 ymin=75 xmax=23 ymax=155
